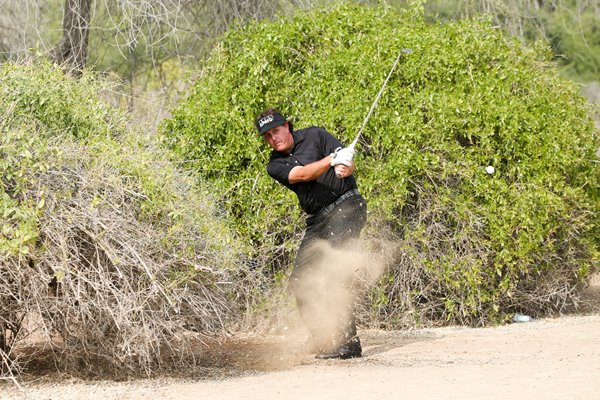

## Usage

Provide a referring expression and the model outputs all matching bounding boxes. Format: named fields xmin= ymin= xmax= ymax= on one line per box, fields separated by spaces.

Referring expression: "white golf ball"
xmin=486 ymin=166 xmax=495 ymax=174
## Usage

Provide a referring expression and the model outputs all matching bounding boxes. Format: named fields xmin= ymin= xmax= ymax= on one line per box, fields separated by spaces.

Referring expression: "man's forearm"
xmin=288 ymin=156 xmax=333 ymax=184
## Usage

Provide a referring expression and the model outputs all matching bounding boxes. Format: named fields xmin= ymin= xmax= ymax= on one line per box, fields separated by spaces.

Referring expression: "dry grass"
xmin=1 ymin=135 xmax=242 ymax=381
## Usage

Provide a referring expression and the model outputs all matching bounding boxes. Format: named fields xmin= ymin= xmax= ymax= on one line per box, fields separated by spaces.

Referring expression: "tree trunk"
xmin=53 ymin=0 xmax=92 ymax=76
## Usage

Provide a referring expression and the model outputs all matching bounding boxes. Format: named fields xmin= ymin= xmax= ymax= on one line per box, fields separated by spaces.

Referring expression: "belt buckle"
xmin=320 ymin=189 xmax=358 ymax=216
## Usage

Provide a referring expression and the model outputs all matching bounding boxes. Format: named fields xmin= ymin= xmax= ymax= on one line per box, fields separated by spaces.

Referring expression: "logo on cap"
xmin=258 ymin=115 xmax=274 ymax=128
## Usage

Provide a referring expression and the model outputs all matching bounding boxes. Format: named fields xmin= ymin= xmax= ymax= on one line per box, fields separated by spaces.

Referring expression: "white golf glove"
xmin=330 ymin=146 xmax=355 ymax=166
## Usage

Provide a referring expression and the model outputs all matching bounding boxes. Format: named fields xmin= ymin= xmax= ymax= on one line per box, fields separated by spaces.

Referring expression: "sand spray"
xmin=286 ymin=237 xmax=395 ymax=353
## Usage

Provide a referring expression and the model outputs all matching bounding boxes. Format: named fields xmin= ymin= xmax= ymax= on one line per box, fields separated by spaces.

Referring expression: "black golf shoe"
xmin=315 ymin=336 xmax=362 ymax=360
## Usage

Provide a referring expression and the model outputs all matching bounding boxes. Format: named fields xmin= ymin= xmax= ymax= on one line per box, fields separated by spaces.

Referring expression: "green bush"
xmin=0 ymin=60 xmax=246 ymax=377
xmin=542 ymin=4 xmax=600 ymax=83
xmin=162 ymin=3 xmax=599 ymax=326
xmin=423 ymin=0 xmax=600 ymax=85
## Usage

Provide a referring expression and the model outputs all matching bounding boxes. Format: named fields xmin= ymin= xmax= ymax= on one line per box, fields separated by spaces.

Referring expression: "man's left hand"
xmin=334 ymin=164 xmax=354 ymax=178
xmin=330 ymin=147 xmax=355 ymax=167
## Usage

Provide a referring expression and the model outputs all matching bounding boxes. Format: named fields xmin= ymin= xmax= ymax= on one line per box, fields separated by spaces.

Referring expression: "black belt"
xmin=317 ymin=189 xmax=360 ymax=216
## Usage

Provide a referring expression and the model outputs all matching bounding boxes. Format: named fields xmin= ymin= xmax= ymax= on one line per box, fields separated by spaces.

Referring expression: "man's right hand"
xmin=330 ymin=147 xmax=355 ymax=166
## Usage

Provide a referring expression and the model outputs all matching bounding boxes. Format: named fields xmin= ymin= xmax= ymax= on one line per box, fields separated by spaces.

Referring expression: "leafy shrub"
xmin=0 ymin=60 xmax=246 ymax=378
xmin=424 ymin=0 xmax=600 ymax=85
xmin=542 ymin=3 xmax=600 ymax=83
xmin=163 ymin=3 xmax=599 ymax=326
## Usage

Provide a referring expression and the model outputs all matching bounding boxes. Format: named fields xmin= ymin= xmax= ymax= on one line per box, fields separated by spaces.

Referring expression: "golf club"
xmin=349 ymin=47 xmax=413 ymax=151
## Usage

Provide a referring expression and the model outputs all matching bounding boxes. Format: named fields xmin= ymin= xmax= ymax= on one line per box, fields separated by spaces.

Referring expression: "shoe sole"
xmin=315 ymin=353 xmax=362 ymax=360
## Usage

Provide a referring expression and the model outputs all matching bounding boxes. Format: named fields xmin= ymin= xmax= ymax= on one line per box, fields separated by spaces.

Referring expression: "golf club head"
xmin=402 ymin=48 xmax=413 ymax=54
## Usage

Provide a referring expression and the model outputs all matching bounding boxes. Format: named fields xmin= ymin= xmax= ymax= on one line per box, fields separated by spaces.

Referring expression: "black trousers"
xmin=290 ymin=194 xmax=367 ymax=350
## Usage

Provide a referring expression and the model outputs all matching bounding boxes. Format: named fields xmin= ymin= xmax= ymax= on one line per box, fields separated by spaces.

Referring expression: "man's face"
xmin=263 ymin=122 xmax=294 ymax=154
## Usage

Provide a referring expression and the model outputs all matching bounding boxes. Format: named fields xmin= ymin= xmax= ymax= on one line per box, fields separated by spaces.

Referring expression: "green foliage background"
xmin=542 ymin=3 xmax=600 ymax=83
xmin=423 ymin=0 xmax=600 ymax=84
xmin=163 ymin=3 xmax=599 ymax=325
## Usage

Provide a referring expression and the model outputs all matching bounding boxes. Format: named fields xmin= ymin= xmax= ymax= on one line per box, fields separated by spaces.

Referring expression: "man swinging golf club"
xmin=256 ymin=48 xmax=412 ymax=359
xmin=256 ymin=108 xmax=366 ymax=359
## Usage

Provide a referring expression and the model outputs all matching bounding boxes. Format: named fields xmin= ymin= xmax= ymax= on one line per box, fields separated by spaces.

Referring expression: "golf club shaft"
xmin=350 ymin=48 xmax=412 ymax=150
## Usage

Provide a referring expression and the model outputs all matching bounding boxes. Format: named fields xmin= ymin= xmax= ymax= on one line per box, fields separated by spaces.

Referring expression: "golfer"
xmin=256 ymin=108 xmax=367 ymax=359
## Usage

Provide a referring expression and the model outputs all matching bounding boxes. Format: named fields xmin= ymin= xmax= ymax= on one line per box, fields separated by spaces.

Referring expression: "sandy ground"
xmin=3 ymin=275 xmax=600 ymax=400
xmin=2 ymin=312 xmax=599 ymax=400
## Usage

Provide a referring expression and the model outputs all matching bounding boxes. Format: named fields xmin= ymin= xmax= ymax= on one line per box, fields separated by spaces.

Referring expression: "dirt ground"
xmin=3 ymin=277 xmax=600 ymax=400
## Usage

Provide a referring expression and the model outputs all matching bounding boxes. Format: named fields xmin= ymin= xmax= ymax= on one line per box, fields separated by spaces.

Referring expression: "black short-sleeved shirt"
xmin=266 ymin=126 xmax=358 ymax=215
